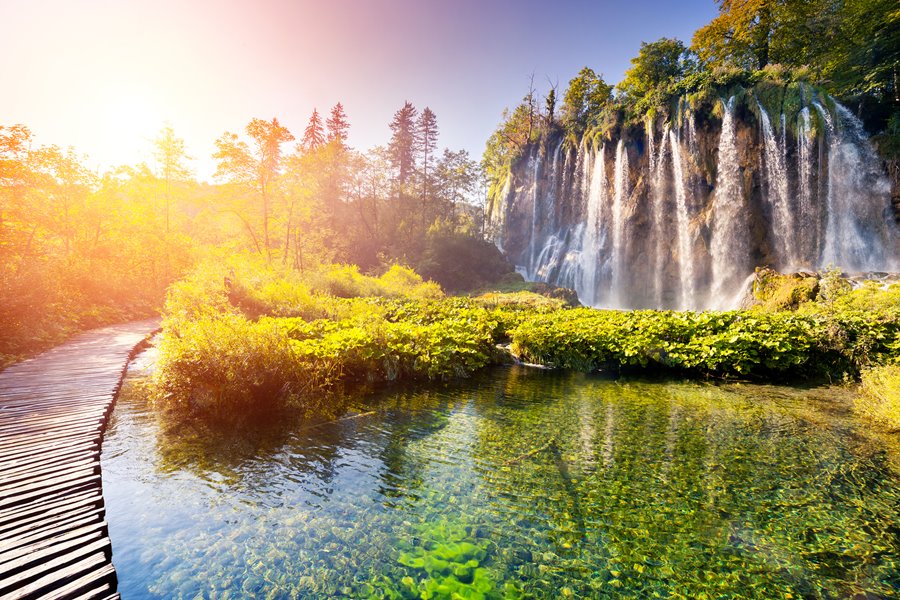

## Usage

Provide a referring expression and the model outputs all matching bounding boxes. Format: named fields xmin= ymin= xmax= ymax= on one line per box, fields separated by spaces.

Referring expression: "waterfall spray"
xmin=757 ymin=101 xmax=795 ymax=267
xmin=610 ymin=140 xmax=629 ymax=308
xmin=710 ymin=97 xmax=749 ymax=307
xmin=669 ymin=129 xmax=695 ymax=309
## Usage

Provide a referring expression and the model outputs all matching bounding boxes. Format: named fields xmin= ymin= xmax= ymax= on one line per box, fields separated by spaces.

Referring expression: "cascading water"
xmin=579 ymin=144 xmax=607 ymax=307
xmin=649 ymin=124 xmax=670 ymax=307
xmin=797 ymin=107 xmax=817 ymax=261
xmin=610 ymin=139 xmax=629 ymax=308
xmin=816 ymin=102 xmax=897 ymax=270
xmin=496 ymin=90 xmax=898 ymax=310
xmin=525 ymin=150 xmax=541 ymax=278
xmin=709 ymin=96 xmax=749 ymax=308
xmin=669 ymin=129 xmax=695 ymax=309
xmin=757 ymin=101 xmax=796 ymax=267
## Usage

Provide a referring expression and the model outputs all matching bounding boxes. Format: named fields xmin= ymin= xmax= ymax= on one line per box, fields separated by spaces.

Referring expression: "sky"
xmin=0 ymin=0 xmax=718 ymax=181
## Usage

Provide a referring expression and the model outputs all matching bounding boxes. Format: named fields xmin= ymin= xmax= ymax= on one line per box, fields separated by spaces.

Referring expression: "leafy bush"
xmin=153 ymin=262 xmax=540 ymax=421
xmin=155 ymin=260 xmax=900 ymax=423
xmin=416 ymin=233 xmax=516 ymax=292
xmin=508 ymin=305 xmax=899 ymax=379
xmin=856 ymin=364 xmax=900 ymax=431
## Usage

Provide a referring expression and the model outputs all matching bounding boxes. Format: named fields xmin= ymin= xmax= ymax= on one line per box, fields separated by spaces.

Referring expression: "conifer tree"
xmin=388 ymin=101 xmax=418 ymax=188
xmin=415 ymin=107 xmax=439 ymax=219
xmin=302 ymin=109 xmax=325 ymax=152
xmin=326 ymin=103 xmax=350 ymax=147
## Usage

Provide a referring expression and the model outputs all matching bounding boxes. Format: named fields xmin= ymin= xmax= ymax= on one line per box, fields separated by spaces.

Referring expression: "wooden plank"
xmin=47 ymin=566 xmax=117 ymax=600
xmin=0 ymin=319 xmax=157 ymax=599
xmin=0 ymin=440 xmax=98 ymax=468
xmin=0 ymin=505 xmax=104 ymax=550
xmin=0 ymin=521 xmax=106 ymax=572
xmin=0 ymin=546 xmax=109 ymax=599
xmin=0 ymin=457 xmax=99 ymax=494
xmin=0 ymin=472 xmax=100 ymax=513
xmin=0 ymin=443 xmax=98 ymax=474
xmin=0 ymin=490 xmax=102 ymax=535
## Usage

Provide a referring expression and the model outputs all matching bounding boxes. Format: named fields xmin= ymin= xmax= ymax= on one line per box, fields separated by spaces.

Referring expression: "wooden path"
xmin=0 ymin=320 xmax=159 ymax=600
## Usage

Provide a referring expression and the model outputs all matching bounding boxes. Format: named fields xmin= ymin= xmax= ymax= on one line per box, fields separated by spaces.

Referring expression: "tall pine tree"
xmin=326 ymin=103 xmax=350 ymax=147
xmin=302 ymin=109 xmax=325 ymax=152
xmin=388 ymin=101 xmax=418 ymax=189
xmin=415 ymin=107 xmax=438 ymax=222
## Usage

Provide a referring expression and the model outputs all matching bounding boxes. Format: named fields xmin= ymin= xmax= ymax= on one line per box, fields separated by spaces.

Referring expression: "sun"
xmin=79 ymin=83 xmax=168 ymax=169
xmin=102 ymin=87 xmax=163 ymax=139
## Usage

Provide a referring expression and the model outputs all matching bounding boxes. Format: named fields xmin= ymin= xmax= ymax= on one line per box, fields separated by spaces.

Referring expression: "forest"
xmin=0 ymin=101 xmax=512 ymax=366
xmin=485 ymin=0 xmax=899 ymax=186
xmin=2 ymin=0 xmax=899 ymax=425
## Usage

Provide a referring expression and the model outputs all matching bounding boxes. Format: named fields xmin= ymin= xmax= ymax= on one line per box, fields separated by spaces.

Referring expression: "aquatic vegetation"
xmin=857 ymin=364 xmax=900 ymax=430
xmin=104 ymin=367 xmax=900 ymax=599
xmin=371 ymin=521 xmax=520 ymax=600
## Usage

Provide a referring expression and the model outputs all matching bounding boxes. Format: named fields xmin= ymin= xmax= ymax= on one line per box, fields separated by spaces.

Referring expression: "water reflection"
xmin=103 ymin=364 xmax=900 ymax=599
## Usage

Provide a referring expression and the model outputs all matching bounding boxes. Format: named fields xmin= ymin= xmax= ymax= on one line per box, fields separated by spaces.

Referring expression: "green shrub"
xmin=152 ymin=288 xmax=526 ymax=420
xmin=510 ymin=309 xmax=900 ymax=377
xmin=856 ymin=364 xmax=900 ymax=431
xmin=416 ymin=232 xmax=517 ymax=292
xmin=153 ymin=261 xmax=900 ymax=422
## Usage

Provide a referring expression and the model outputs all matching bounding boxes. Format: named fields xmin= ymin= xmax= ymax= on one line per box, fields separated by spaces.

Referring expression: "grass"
xmin=857 ymin=364 xmax=900 ymax=431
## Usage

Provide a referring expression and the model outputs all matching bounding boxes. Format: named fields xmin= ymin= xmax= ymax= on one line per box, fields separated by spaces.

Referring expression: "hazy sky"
xmin=1 ymin=0 xmax=717 ymax=180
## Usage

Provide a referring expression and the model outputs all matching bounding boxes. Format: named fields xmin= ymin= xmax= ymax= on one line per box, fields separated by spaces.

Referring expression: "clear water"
xmin=102 ymin=360 xmax=900 ymax=599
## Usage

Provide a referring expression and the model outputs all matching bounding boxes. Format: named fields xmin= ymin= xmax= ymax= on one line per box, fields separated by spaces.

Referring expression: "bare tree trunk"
xmin=223 ymin=210 xmax=262 ymax=255
xmin=261 ymin=180 xmax=271 ymax=263
xmin=282 ymin=201 xmax=295 ymax=266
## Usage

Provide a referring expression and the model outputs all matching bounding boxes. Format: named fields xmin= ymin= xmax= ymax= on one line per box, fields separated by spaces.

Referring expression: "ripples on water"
xmin=102 ymin=361 xmax=900 ymax=599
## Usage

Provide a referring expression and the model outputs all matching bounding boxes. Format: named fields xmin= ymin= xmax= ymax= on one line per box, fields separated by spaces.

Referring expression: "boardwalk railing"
xmin=0 ymin=320 xmax=159 ymax=600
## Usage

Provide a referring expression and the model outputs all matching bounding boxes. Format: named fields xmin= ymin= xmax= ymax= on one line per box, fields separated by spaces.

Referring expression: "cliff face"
xmin=885 ymin=157 xmax=900 ymax=224
xmin=490 ymin=89 xmax=899 ymax=310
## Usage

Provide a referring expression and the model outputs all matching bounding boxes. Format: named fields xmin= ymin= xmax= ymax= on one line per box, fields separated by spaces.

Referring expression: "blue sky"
xmin=0 ymin=0 xmax=718 ymax=179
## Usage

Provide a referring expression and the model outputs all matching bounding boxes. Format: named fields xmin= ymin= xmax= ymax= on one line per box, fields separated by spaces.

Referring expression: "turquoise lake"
xmin=101 ymin=358 xmax=900 ymax=599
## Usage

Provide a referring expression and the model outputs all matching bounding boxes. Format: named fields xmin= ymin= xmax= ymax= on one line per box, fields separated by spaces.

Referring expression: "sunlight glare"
xmin=92 ymin=85 xmax=165 ymax=168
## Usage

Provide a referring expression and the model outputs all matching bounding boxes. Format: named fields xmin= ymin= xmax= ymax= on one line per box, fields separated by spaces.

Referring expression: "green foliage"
xmin=153 ymin=261 xmax=556 ymax=421
xmin=857 ymin=364 xmax=900 ymax=431
xmin=874 ymin=112 xmax=900 ymax=159
xmin=690 ymin=0 xmax=899 ymax=132
xmin=157 ymin=258 xmax=900 ymax=423
xmin=416 ymin=232 xmax=516 ymax=292
xmin=618 ymin=38 xmax=694 ymax=117
xmin=561 ymin=67 xmax=614 ymax=137
xmin=510 ymin=309 xmax=823 ymax=376
xmin=509 ymin=287 xmax=900 ymax=379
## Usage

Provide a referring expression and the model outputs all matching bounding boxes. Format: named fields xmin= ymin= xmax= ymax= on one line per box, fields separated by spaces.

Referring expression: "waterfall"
xmin=579 ymin=144 xmax=607 ymax=306
xmin=757 ymin=101 xmax=795 ymax=267
xmin=610 ymin=140 xmax=629 ymax=308
xmin=649 ymin=124 xmax=669 ymax=307
xmin=525 ymin=150 xmax=541 ymax=278
xmin=669 ymin=129 xmax=695 ymax=309
xmin=495 ymin=89 xmax=898 ymax=311
xmin=687 ymin=114 xmax=698 ymax=156
xmin=709 ymin=97 xmax=749 ymax=308
xmin=821 ymin=103 xmax=895 ymax=271
xmin=796 ymin=107 xmax=816 ymax=262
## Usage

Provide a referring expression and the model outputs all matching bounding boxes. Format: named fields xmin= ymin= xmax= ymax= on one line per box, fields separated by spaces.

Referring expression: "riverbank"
xmin=150 ymin=260 xmax=900 ymax=430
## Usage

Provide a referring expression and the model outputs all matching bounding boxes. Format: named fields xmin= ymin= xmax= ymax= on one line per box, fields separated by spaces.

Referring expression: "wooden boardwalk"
xmin=0 ymin=320 xmax=159 ymax=600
